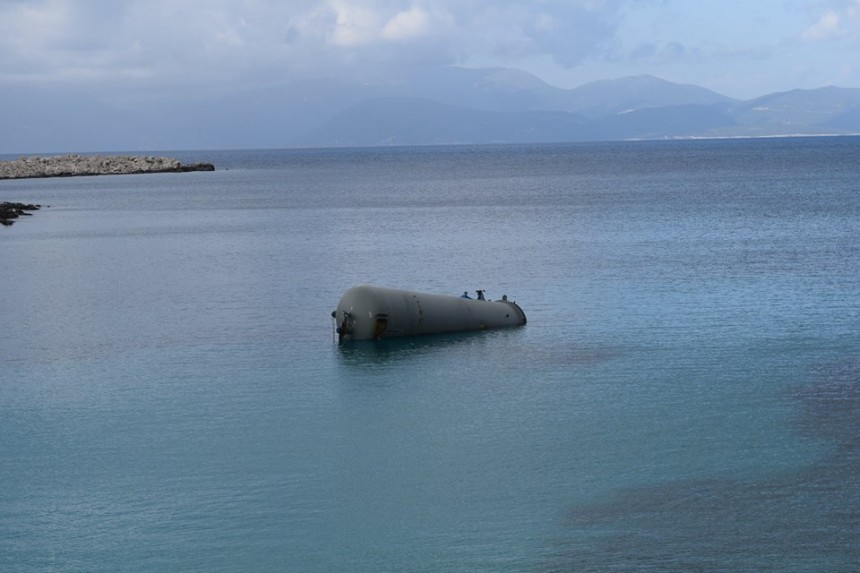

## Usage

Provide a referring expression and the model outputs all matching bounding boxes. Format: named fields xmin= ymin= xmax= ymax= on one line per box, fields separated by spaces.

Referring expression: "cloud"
xmin=0 ymin=0 xmax=108 ymax=76
xmin=326 ymin=1 xmax=382 ymax=47
xmin=381 ymin=6 xmax=437 ymax=41
xmin=801 ymin=1 xmax=860 ymax=42
xmin=802 ymin=10 xmax=842 ymax=41
xmin=0 ymin=0 xmax=856 ymax=130
xmin=453 ymin=0 xmax=628 ymax=67
xmin=3 ymin=0 xmax=853 ymax=105
xmin=627 ymin=40 xmax=691 ymax=63
xmin=0 ymin=0 xmax=635 ymax=95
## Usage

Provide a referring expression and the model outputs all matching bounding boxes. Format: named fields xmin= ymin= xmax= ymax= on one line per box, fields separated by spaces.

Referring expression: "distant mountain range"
xmin=3 ymin=67 xmax=860 ymax=153
xmin=296 ymin=71 xmax=860 ymax=147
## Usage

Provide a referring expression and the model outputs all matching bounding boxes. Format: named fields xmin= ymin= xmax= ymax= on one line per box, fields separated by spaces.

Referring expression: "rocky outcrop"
xmin=0 ymin=154 xmax=215 ymax=179
xmin=1 ymin=202 xmax=41 ymax=226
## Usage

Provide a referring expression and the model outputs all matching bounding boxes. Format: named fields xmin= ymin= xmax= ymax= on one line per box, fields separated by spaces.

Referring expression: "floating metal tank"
xmin=333 ymin=285 xmax=527 ymax=341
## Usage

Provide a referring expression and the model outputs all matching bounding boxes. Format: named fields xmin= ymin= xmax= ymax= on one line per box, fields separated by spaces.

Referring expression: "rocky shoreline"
xmin=0 ymin=154 xmax=214 ymax=180
xmin=1 ymin=202 xmax=42 ymax=226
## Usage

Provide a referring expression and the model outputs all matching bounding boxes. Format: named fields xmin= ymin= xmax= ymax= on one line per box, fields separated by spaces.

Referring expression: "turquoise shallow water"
xmin=2 ymin=138 xmax=859 ymax=571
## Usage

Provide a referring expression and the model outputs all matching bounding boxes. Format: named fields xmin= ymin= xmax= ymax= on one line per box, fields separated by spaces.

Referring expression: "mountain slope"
xmin=297 ymin=97 xmax=588 ymax=147
xmin=562 ymin=75 xmax=736 ymax=119
xmin=819 ymin=106 xmax=860 ymax=131
xmin=731 ymin=86 xmax=860 ymax=129
xmin=589 ymin=104 xmax=737 ymax=140
xmin=3 ymin=67 xmax=860 ymax=153
xmin=292 ymin=75 xmax=860 ymax=147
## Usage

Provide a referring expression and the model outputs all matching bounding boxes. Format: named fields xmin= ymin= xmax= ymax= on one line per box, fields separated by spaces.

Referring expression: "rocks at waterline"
xmin=0 ymin=154 xmax=215 ymax=180
xmin=0 ymin=202 xmax=42 ymax=226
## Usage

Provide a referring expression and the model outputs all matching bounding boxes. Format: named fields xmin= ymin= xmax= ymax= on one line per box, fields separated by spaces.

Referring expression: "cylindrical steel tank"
xmin=333 ymin=285 xmax=527 ymax=341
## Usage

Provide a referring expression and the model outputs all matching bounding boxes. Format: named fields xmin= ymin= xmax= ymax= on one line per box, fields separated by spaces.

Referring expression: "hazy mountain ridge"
xmin=553 ymin=74 xmax=735 ymax=119
xmin=300 ymin=97 xmax=590 ymax=147
xmin=2 ymin=67 xmax=859 ymax=153
xmin=296 ymin=70 xmax=860 ymax=146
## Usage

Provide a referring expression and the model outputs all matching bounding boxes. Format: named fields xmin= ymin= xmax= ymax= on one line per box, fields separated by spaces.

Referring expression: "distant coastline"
xmin=0 ymin=154 xmax=214 ymax=180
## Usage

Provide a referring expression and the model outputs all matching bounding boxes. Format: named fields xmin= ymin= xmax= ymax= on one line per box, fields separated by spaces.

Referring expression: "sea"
xmin=1 ymin=137 xmax=859 ymax=572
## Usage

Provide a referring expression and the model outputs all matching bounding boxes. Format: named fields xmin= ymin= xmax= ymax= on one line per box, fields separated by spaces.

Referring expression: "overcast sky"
xmin=0 ymin=0 xmax=857 ymax=103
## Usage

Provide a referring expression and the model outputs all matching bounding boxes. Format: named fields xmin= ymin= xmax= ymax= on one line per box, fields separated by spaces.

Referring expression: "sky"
xmin=0 ymin=0 xmax=858 ymax=105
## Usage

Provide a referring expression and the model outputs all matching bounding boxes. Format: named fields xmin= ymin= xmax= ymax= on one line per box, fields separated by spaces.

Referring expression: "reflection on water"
xmin=557 ymin=357 xmax=860 ymax=572
xmin=792 ymin=357 xmax=860 ymax=446
xmin=335 ymin=329 xmax=521 ymax=369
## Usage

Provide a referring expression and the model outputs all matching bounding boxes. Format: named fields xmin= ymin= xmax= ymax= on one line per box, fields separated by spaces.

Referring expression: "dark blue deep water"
xmin=2 ymin=138 xmax=859 ymax=572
